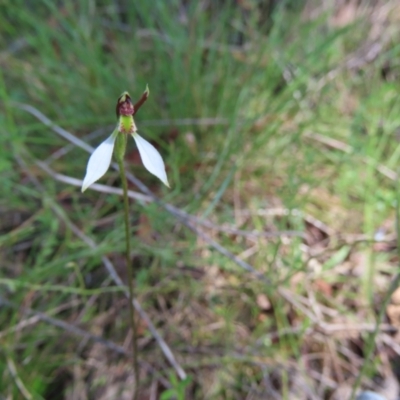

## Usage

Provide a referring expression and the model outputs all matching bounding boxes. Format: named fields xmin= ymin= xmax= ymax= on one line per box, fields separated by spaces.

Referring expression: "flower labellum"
xmin=81 ymin=88 xmax=169 ymax=192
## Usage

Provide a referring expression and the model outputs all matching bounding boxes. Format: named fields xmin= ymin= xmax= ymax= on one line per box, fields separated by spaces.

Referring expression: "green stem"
xmin=117 ymin=155 xmax=139 ymax=400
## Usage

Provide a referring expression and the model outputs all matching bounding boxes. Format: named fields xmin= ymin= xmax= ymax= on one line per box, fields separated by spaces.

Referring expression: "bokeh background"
xmin=2 ymin=0 xmax=400 ymax=399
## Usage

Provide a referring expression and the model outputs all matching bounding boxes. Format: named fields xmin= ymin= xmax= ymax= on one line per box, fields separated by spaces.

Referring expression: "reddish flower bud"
xmin=116 ymin=92 xmax=134 ymax=118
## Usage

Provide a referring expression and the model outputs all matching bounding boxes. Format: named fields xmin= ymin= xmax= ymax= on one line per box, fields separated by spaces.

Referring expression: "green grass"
xmin=2 ymin=0 xmax=400 ymax=398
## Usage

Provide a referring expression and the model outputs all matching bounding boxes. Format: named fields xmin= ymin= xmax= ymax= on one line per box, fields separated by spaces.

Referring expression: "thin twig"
xmin=0 ymin=296 xmax=127 ymax=355
xmin=5 ymin=355 xmax=33 ymax=400
xmin=140 ymin=117 xmax=229 ymax=126
xmin=43 ymin=126 xmax=111 ymax=165
xmin=36 ymin=160 xmax=151 ymax=203
xmin=0 ymin=299 xmax=81 ymax=339
xmin=36 ymin=161 xmax=302 ymax=240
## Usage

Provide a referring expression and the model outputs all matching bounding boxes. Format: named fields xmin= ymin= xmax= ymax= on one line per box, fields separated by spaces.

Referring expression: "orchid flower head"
xmin=81 ymin=88 xmax=169 ymax=192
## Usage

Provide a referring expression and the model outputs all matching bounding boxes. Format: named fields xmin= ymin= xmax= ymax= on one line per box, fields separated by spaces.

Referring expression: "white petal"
xmin=132 ymin=133 xmax=169 ymax=187
xmin=81 ymin=131 xmax=117 ymax=192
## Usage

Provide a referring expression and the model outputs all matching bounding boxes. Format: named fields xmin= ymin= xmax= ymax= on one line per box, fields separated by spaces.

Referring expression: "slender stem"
xmin=117 ymin=157 xmax=139 ymax=400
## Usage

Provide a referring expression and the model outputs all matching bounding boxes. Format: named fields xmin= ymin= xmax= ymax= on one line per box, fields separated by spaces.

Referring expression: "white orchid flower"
xmin=81 ymin=89 xmax=169 ymax=192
